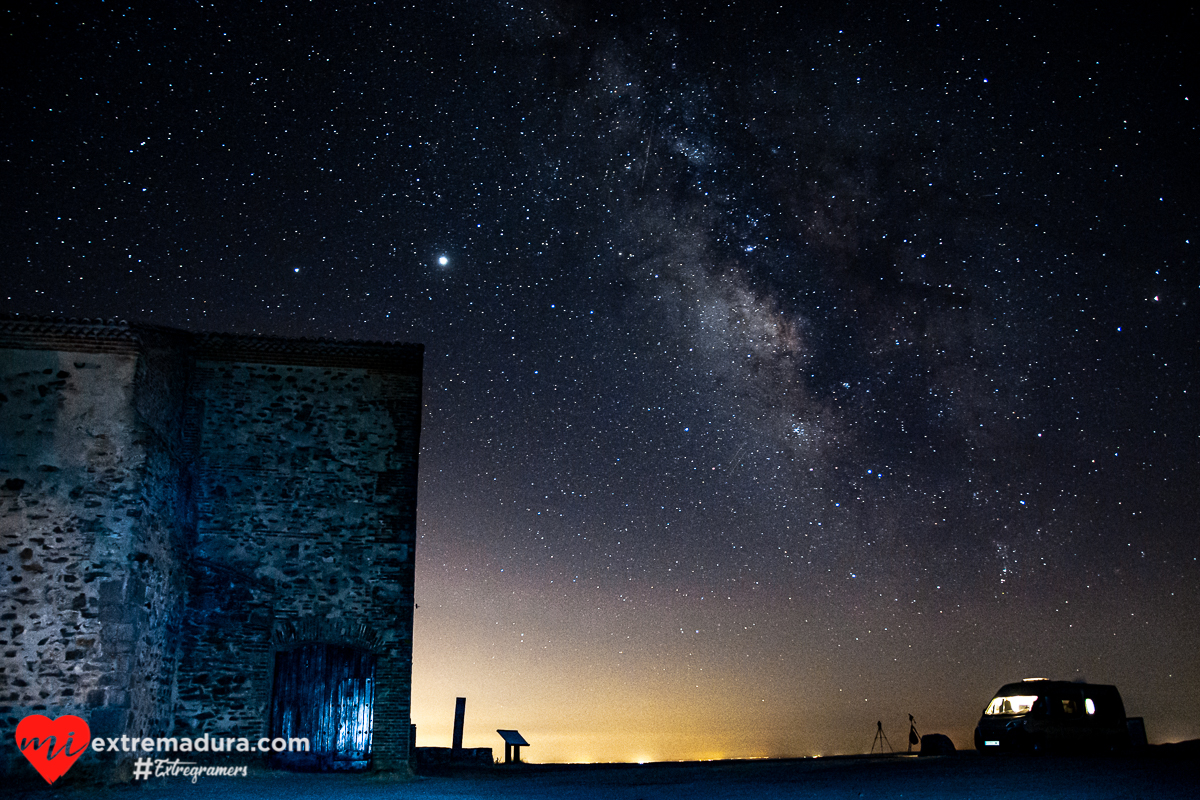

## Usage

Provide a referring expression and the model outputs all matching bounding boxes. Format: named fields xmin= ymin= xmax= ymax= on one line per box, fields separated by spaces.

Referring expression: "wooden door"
xmin=270 ymin=643 xmax=376 ymax=770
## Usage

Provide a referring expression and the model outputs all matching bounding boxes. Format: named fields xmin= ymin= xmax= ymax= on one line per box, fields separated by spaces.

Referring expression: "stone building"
xmin=0 ymin=315 xmax=422 ymax=779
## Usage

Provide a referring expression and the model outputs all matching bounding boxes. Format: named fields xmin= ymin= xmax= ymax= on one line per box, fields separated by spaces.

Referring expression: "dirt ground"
xmin=14 ymin=748 xmax=1199 ymax=800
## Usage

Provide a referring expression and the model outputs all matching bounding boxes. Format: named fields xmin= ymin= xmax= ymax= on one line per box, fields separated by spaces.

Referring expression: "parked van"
xmin=974 ymin=679 xmax=1129 ymax=753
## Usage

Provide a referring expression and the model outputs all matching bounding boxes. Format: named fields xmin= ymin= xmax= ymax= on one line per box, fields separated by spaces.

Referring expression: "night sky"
xmin=3 ymin=1 xmax=1197 ymax=761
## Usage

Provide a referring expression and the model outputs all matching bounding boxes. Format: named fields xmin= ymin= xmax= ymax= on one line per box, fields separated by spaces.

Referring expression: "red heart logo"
xmin=15 ymin=714 xmax=92 ymax=784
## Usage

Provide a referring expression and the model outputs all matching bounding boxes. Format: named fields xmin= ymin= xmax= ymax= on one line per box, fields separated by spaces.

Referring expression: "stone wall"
xmin=0 ymin=317 xmax=422 ymax=781
xmin=0 ymin=343 xmax=188 ymax=780
xmin=125 ymin=336 xmax=192 ymax=751
xmin=175 ymin=359 xmax=420 ymax=769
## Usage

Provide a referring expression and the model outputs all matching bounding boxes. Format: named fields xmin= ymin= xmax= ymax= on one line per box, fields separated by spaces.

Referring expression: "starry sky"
xmin=3 ymin=1 xmax=1197 ymax=761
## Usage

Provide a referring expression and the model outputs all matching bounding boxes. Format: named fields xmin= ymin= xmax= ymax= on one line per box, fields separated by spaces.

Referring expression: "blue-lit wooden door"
xmin=270 ymin=644 xmax=375 ymax=770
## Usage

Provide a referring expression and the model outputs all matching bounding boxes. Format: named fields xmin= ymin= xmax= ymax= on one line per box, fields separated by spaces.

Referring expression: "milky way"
xmin=3 ymin=2 xmax=1197 ymax=759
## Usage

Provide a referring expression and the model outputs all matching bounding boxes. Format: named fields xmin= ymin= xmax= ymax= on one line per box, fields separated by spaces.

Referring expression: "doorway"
xmin=270 ymin=643 xmax=376 ymax=770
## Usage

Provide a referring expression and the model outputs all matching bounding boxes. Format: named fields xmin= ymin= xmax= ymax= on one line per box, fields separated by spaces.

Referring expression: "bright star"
xmin=438 ymin=255 xmax=449 ymax=267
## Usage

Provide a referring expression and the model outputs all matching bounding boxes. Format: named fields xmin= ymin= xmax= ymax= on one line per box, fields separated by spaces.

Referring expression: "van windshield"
xmin=984 ymin=695 xmax=1038 ymax=715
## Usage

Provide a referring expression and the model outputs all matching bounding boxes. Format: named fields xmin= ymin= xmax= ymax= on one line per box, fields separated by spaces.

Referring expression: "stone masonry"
xmin=0 ymin=316 xmax=422 ymax=781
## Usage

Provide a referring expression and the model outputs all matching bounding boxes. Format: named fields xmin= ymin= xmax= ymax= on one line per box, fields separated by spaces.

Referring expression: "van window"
xmin=985 ymin=695 xmax=1038 ymax=715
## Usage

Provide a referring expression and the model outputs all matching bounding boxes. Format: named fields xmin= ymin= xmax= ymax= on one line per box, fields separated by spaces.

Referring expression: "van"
xmin=974 ymin=679 xmax=1129 ymax=753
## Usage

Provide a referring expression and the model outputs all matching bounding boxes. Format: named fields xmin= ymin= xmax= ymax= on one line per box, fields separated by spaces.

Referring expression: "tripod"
xmin=871 ymin=720 xmax=893 ymax=753
xmin=908 ymin=714 xmax=920 ymax=752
